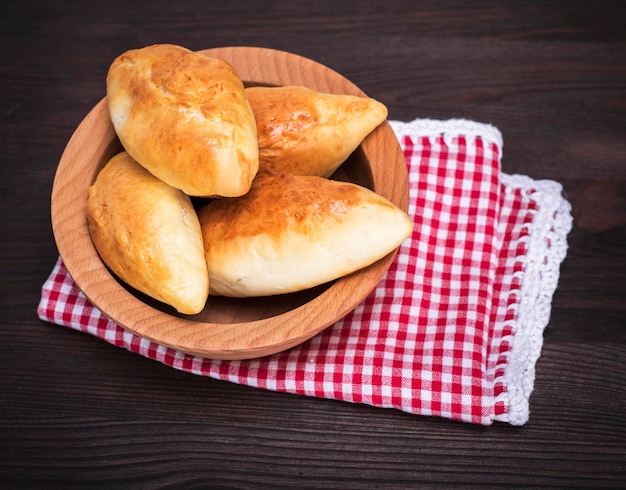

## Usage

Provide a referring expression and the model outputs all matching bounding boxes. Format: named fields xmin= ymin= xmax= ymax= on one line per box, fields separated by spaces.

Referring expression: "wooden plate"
xmin=50 ymin=46 xmax=409 ymax=360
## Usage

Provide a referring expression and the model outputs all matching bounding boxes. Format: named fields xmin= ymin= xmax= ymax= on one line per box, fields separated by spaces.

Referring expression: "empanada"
xmin=86 ymin=151 xmax=209 ymax=314
xmin=245 ymin=85 xmax=388 ymax=177
xmin=106 ymin=43 xmax=259 ymax=197
xmin=197 ymin=170 xmax=412 ymax=297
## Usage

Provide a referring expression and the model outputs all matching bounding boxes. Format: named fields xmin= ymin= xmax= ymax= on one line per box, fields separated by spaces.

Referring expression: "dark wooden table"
xmin=2 ymin=1 xmax=625 ymax=487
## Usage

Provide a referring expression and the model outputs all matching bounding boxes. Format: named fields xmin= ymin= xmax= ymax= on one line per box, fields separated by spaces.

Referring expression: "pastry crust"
xmin=86 ymin=151 xmax=209 ymax=314
xmin=106 ymin=43 xmax=259 ymax=197
xmin=245 ymin=85 xmax=388 ymax=177
xmin=198 ymin=170 xmax=413 ymax=297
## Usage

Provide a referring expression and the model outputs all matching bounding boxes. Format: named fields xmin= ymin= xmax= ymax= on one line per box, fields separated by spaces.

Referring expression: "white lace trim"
xmin=389 ymin=118 xmax=504 ymax=150
xmin=390 ymin=119 xmax=572 ymax=425
xmin=494 ymin=175 xmax=572 ymax=425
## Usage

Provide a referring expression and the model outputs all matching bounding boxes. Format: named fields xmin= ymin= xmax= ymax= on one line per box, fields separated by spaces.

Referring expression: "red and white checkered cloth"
xmin=38 ymin=118 xmax=572 ymax=425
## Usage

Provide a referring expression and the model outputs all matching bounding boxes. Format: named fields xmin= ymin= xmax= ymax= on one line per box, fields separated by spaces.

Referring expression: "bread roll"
xmin=86 ymin=151 xmax=209 ymax=314
xmin=106 ymin=43 xmax=259 ymax=197
xmin=245 ymin=85 xmax=388 ymax=177
xmin=197 ymin=170 xmax=412 ymax=297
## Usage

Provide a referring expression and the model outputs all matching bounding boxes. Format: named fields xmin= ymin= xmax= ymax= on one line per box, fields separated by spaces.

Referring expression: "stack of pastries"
xmin=86 ymin=44 xmax=413 ymax=315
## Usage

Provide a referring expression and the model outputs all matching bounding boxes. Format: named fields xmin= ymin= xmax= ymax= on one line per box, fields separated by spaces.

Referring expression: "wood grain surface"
xmin=2 ymin=1 xmax=625 ymax=487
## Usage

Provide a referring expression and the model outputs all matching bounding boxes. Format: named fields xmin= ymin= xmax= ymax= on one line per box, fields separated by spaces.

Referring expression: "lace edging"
xmin=389 ymin=118 xmax=504 ymax=150
xmin=494 ymin=174 xmax=573 ymax=425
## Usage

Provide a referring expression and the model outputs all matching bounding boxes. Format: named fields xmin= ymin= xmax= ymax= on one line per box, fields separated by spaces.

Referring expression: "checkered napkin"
xmin=37 ymin=118 xmax=572 ymax=425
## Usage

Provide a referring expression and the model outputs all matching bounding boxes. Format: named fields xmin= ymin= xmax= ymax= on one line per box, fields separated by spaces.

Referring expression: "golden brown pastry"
xmin=245 ymin=85 xmax=388 ymax=177
xmin=197 ymin=170 xmax=412 ymax=297
xmin=86 ymin=151 xmax=209 ymax=314
xmin=106 ymin=43 xmax=259 ymax=197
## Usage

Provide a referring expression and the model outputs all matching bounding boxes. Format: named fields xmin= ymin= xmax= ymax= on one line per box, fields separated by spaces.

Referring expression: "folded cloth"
xmin=37 ymin=118 xmax=572 ymax=426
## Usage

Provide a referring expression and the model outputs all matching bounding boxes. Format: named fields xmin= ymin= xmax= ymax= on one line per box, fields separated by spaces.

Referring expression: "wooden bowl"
xmin=50 ymin=46 xmax=409 ymax=360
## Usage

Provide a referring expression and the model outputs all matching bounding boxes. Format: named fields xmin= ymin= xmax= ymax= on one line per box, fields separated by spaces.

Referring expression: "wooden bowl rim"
xmin=50 ymin=46 xmax=409 ymax=360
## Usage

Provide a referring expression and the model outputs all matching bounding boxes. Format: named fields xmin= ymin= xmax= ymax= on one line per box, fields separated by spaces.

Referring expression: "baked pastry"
xmin=106 ymin=43 xmax=259 ymax=197
xmin=86 ymin=151 xmax=209 ymax=314
xmin=197 ymin=170 xmax=412 ymax=297
xmin=245 ymin=85 xmax=388 ymax=177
